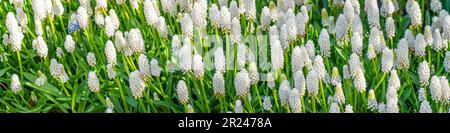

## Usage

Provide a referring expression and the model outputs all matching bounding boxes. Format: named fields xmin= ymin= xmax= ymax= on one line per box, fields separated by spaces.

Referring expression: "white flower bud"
xmin=64 ymin=35 xmax=75 ymax=53
xmin=105 ymin=40 xmax=117 ymax=65
xmin=127 ymin=28 xmax=145 ymax=54
xmin=213 ymin=72 xmax=225 ymax=97
xmin=138 ymin=54 xmax=151 ymax=78
xmin=32 ymin=35 xmax=48 ymax=58
xmin=289 ymin=88 xmax=302 ymax=113
xmin=263 ymin=96 xmax=272 ymax=111
xmin=88 ymin=71 xmax=100 ymax=93
xmin=77 ymin=7 xmax=89 ymax=29
xmin=319 ymin=29 xmax=331 ymax=57
xmin=329 ymin=102 xmax=340 ymax=113
xmin=418 ymin=61 xmax=430 ymax=86
xmin=234 ymin=100 xmax=243 ymax=113
xmin=176 ymin=80 xmax=189 ymax=104
xmin=87 ymin=52 xmax=96 ymax=67
xmin=129 ymin=70 xmax=145 ymax=99
xmin=10 ymin=74 xmax=22 ymax=94
xmin=307 ymin=69 xmax=319 ymax=97
xmin=381 ymin=48 xmax=393 ymax=73
xmin=235 ymin=69 xmax=250 ymax=97
xmin=106 ymin=64 xmax=116 ymax=79
xmin=367 ymin=89 xmax=378 ymax=111
xmin=279 ymin=80 xmax=291 ymax=107
xmin=192 ymin=54 xmax=204 ymax=79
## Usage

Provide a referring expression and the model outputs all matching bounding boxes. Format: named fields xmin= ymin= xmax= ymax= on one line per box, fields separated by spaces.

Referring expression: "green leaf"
xmin=153 ymin=100 xmax=183 ymax=113
xmin=0 ymin=67 xmax=10 ymax=77
xmin=125 ymin=96 xmax=138 ymax=107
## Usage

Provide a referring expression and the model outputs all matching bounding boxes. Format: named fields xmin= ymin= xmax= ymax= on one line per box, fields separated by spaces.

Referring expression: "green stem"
xmin=16 ymin=51 xmax=23 ymax=80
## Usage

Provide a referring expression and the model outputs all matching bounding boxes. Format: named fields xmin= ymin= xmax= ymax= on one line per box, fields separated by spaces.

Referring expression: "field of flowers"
xmin=0 ymin=0 xmax=450 ymax=113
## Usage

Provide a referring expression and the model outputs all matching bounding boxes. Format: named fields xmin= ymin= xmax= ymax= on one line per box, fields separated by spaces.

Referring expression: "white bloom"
xmin=419 ymin=100 xmax=432 ymax=113
xmin=236 ymin=43 xmax=246 ymax=69
xmin=144 ymin=0 xmax=159 ymax=26
xmin=88 ymin=71 xmax=100 ymax=93
xmin=32 ymin=35 xmax=48 ymax=58
xmin=192 ymin=54 xmax=204 ymax=79
xmin=150 ymin=59 xmax=161 ymax=77
xmin=418 ymin=61 xmax=430 ymax=86
xmin=433 ymin=29 xmax=444 ymax=51
xmin=270 ymin=38 xmax=284 ymax=70
xmin=127 ymin=28 xmax=145 ymax=54
xmin=32 ymin=0 xmax=46 ymax=20
xmin=181 ymin=13 xmax=193 ymax=38
xmin=156 ymin=16 xmax=168 ymax=38
xmin=220 ymin=6 xmax=231 ymax=32
xmin=430 ymin=75 xmax=442 ymax=102
xmin=334 ymin=83 xmax=345 ymax=105
xmin=289 ymin=88 xmax=302 ymax=113
xmin=388 ymin=70 xmax=401 ymax=91
xmin=234 ymin=100 xmax=243 ymax=113
xmin=77 ymin=7 xmax=89 ymax=29
xmin=418 ymin=88 xmax=427 ymax=102
xmin=214 ymin=47 xmax=226 ymax=74
xmin=335 ymin=14 xmax=349 ymax=41
xmin=35 ymin=71 xmax=47 ymax=86
xmin=353 ymin=68 xmax=366 ymax=93
xmin=367 ymin=89 xmax=378 ymax=111
xmin=369 ymin=27 xmax=382 ymax=54
xmin=106 ymin=64 xmax=116 ymax=79
xmin=105 ymin=40 xmax=117 ymax=65
xmin=344 ymin=105 xmax=354 ymax=113
xmin=6 ymin=12 xmax=23 ymax=52
xmin=248 ymin=62 xmax=259 ymax=85
xmin=331 ymin=67 xmax=341 ymax=86
xmin=329 ymin=102 xmax=340 ymax=113
xmin=138 ymin=54 xmax=151 ymax=78
xmin=244 ymin=0 xmax=256 ymax=20
xmin=395 ymin=39 xmax=410 ymax=69
xmin=279 ymin=80 xmax=291 ymax=107
xmin=209 ymin=4 xmax=220 ymax=28
xmin=129 ymin=70 xmax=145 ymax=99
xmin=414 ymin=33 xmax=427 ymax=57
xmin=381 ymin=48 xmax=394 ymax=73
xmin=114 ymin=31 xmax=127 ymax=52
xmin=213 ymin=72 xmax=225 ymax=97
xmin=445 ymin=51 xmax=450 ymax=72
xmin=177 ymin=80 xmax=189 ymax=104
xmin=235 ymin=69 xmax=250 ymax=97
xmin=430 ymin=0 xmax=442 ymax=13
xmin=291 ymin=46 xmax=303 ymax=72
xmin=424 ymin=26 xmax=433 ymax=47
xmin=263 ymin=96 xmax=272 ymax=111
xmin=109 ymin=9 xmax=120 ymax=29
xmin=319 ymin=29 xmax=331 ymax=57
xmin=10 ymin=74 xmax=22 ymax=93
xmin=161 ymin=0 xmax=177 ymax=16
xmin=49 ymin=59 xmax=69 ymax=83
xmin=313 ymin=55 xmax=327 ymax=80
xmin=87 ymin=52 xmax=96 ymax=67
xmin=64 ymin=35 xmax=75 ymax=53
xmin=180 ymin=37 xmax=192 ymax=73
xmin=266 ymin=72 xmax=275 ymax=89
xmin=386 ymin=17 xmax=395 ymax=38
xmin=307 ymin=69 xmax=319 ymax=97
xmin=440 ymin=76 xmax=450 ymax=102
xmin=408 ymin=0 xmax=422 ymax=27
xmin=381 ymin=0 xmax=395 ymax=17
xmin=104 ymin=16 xmax=116 ymax=38
xmin=94 ymin=10 xmax=104 ymax=26
xmin=231 ymin=18 xmax=241 ymax=44
xmin=294 ymin=70 xmax=306 ymax=97
xmin=351 ymin=32 xmax=363 ymax=55
xmin=260 ymin=7 xmax=271 ymax=30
